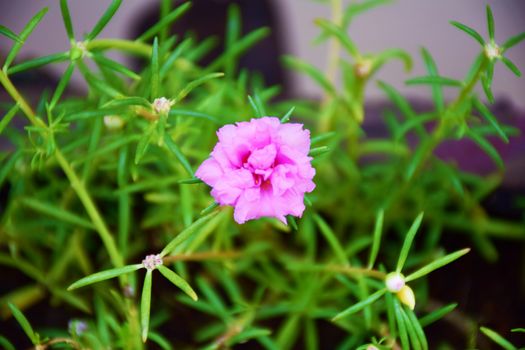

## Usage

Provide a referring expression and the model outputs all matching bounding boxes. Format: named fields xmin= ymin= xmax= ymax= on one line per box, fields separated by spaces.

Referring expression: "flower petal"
xmin=248 ymin=143 xmax=277 ymax=170
xmin=277 ymin=123 xmax=310 ymax=156
xmin=210 ymin=168 xmax=254 ymax=205
xmin=195 ymin=158 xmax=223 ymax=186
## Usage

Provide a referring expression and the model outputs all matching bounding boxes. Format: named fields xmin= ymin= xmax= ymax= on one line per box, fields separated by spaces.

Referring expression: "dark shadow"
xmin=130 ymin=0 xmax=288 ymax=91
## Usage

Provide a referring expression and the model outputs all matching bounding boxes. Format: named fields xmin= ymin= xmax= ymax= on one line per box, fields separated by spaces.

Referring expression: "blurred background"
xmin=1 ymin=0 xmax=524 ymax=183
xmin=0 ymin=0 xmax=524 ymax=106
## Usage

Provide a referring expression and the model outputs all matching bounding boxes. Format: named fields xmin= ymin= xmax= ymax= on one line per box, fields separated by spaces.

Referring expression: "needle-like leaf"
xmin=141 ymin=270 xmax=153 ymax=342
xmin=502 ymin=31 xmax=525 ymax=50
xmin=368 ymin=210 xmax=384 ymax=268
xmin=0 ymin=25 xmax=21 ymax=43
xmin=480 ymin=327 xmax=517 ymax=350
xmin=86 ymin=0 xmax=122 ymax=40
xmin=396 ymin=213 xmax=424 ymax=272
xmin=450 ymin=21 xmax=485 ymax=46
xmin=4 ymin=8 xmax=49 ymax=70
xmin=137 ymin=2 xmax=191 ymax=42
xmin=67 ymin=264 xmax=142 ymax=290
xmin=486 ymin=5 xmax=495 ymax=41
xmin=406 ymin=248 xmax=470 ymax=282
xmin=7 ymin=303 xmax=38 ymax=345
xmin=158 ymin=265 xmax=198 ymax=301
xmin=60 ymin=0 xmax=75 ymax=40
xmin=332 ymin=289 xmax=386 ymax=321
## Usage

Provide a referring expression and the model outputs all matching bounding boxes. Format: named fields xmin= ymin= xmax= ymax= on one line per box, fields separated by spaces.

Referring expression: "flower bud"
xmin=142 ymin=254 xmax=163 ymax=271
xmin=484 ymin=43 xmax=500 ymax=60
xmin=385 ymin=272 xmax=405 ymax=293
xmin=355 ymin=59 xmax=372 ymax=78
xmin=103 ymin=115 xmax=125 ymax=131
xmin=396 ymin=285 xmax=416 ymax=310
xmin=152 ymin=97 xmax=173 ymax=115
xmin=70 ymin=41 xmax=88 ymax=60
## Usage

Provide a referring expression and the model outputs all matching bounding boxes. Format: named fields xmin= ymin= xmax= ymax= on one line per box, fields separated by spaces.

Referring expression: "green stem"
xmin=0 ymin=69 xmax=45 ymax=129
xmin=450 ymin=55 xmax=488 ymax=110
xmin=292 ymin=264 xmax=386 ymax=279
xmin=55 ymin=149 xmax=123 ymax=268
xmin=324 ymin=0 xmax=342 ymax=94
xmin=437 ymin=212 xmax=525 ymax=240
xmin=0 ymin=69 xmax=124 ymax=270
xmin=347 ymin=79 xmax=366 ymax=159
xmin=407 ymin=120 xmax=447 ymax=181
xmin=326 ymin=265 xmax=386 ymax=279
xmin=87 ymin=39 xmax=152 ymax=57
xmin=162 ymin=250 xmax=242 ymax=263
xmin=318 ymin=0 xmax=343 ymax=132
xmin=42 ymin=337 xmax=81 ymax=349
xmin=383 ymin=53 xmax=489 ymax=212
xmin=160 ymin=0 xmax=171 ymax=42
xmin=126 ymin=300 xmax=144 ymax=349
xmin=408 ymin=53 xmax=488 ymax=180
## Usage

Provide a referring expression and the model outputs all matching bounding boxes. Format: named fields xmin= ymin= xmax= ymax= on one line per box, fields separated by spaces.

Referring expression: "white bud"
xmin=103 ymin=115 xmax=125 ymax=130
xmin=484 ymin=43 xmax=500 ymax=60
xmin=152 ymin=97 xmax=173 ymax=115
xmin=385 ymin=272 xmax=405 ymax=293
xmin=142 ymin=254 xmax=163 ymax=270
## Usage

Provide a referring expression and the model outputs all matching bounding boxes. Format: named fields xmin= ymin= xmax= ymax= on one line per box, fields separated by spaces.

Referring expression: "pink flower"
xmin=196 ymin=117 xmax=316 ymax=224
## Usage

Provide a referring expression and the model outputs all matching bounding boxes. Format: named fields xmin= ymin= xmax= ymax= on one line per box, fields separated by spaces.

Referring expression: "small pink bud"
xmin=142 ymin=254 xmax=163 ymax=270
xmin=385 ymin=272 xmax=405 ymax=293
xmin=152 ymin=97 xmax=173 ymax=115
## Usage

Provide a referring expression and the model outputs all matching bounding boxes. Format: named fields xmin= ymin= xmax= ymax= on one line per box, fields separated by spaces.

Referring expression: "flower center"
xmin=246 ymin=144 xmax=277 ymax=170
xmin=252 ymin=172 xmax=272 ymax=191
xmin=239 ymin=144 xmax=279 ymax=190
xmin=254 ymin=173 xmax=263 ymax=186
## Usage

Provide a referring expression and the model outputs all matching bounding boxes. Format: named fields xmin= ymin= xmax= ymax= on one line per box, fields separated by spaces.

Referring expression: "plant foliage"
xmin=0 ymin=1 xmax=524 ymax=349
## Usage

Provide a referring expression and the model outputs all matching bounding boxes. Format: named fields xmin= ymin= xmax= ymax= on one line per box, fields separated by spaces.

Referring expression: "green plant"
xmin=1 ymin=0 xmax=524 ymax=349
